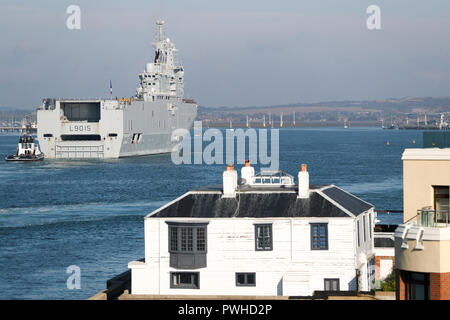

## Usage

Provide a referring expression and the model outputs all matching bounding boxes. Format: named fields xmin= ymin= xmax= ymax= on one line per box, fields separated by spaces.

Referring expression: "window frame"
xmin=254 ymin=224 xmax=273 ymax=251
xmin=167 ymin=222 xmax=208 ymax=269
xmin=235 ymin=273 xmax=256 ymax=287
xmin=310 ymin=223 xmax=329 ymax=250
xmin=434 ymin=186 xmax=449 ymax=212
xmin=170 ymin=272 xmax=200 ymax=289
xmin=357 ymin=220 xmax=361 ymax=247
xmin=363 ymin=215 xmax=367 ymax=243
xmin=324 ymin=278 xmax=340 ymax=292
xmin=403 ymin=271 xmax=430 ymax=300
xmin=167 ymin=222 xmax=208 ymax=254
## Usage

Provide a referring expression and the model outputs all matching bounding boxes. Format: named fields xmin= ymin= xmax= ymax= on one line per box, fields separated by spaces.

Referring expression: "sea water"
xmin=0 ymin=127 xmax=422 ymax=299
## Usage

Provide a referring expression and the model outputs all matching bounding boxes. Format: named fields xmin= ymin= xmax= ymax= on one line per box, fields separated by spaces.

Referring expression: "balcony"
xmin=417 ymin=208 xmax=450 ymax=228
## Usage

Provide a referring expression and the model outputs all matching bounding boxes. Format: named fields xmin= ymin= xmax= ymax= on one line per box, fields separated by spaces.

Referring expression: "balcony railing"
xmin=417 ymin=209 xmax=450 ymax=228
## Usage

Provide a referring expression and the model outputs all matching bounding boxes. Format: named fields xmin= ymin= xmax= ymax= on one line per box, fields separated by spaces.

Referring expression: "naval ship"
xmin=37 ymin=20 xmax=197 ymax=159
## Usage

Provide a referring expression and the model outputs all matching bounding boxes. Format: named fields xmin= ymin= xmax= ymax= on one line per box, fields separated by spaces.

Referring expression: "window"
xmin=181 ymin=227 xmax=193 ymax=251
xmin=254 ymin=224 xmax=272 ymax=251
xmin=363 ymin=215 xmax=367 ymax=242
xmin=236 ymin=273 xmax=256 ymax=287
xmin=170 ymin=272 xmax=199 ymax=289
xmin=434 ymin=186 xmax=449 ymax=213
xmin=311 ymin=223 xmax=328 ymax=250
xmin=170 ymin=227 xmax=178 ymax=251
xmin=368 ymin=213 xmax=372 ymax=239
xmin=167 ymin=222 xmax=208 ymax=269
xmin=196 ymin=228 xmax=206 ymax=251
xmin=402 ymin=271 xmax=430 ymax=300
xmin=324 ymin=278 xmax=340 ymax=291
xmin=357 ymin=220 xmax=361 ymax=247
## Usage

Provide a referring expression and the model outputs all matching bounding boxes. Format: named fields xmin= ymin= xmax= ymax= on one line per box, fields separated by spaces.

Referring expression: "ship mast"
xmin=156 ymin=20 xmax=164 ymax=41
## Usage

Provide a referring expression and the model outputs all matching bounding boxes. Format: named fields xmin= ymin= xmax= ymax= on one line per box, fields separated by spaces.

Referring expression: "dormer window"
xmin=167 ymin=222 xmax=208 ymax=269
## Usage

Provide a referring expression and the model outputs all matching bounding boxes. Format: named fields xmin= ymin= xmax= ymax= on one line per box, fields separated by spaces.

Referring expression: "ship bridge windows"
xmin=61 ymin=102 xmax=100 ymax=122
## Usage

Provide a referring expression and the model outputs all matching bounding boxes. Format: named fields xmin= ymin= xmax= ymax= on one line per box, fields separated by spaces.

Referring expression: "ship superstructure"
xmin=37 ymin=20 xmax=197 ymax=159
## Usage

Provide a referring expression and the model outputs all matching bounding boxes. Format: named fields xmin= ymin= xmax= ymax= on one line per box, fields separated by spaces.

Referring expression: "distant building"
xmin=395 ymin=141 xmax=450 ymax=300
xmin=373 ymin=225 xmax=395 ymax=287
xmin=128 ymin=163 xmax=376 ymax=297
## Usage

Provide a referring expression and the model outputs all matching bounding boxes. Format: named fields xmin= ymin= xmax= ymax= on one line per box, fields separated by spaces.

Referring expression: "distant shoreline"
xmin=201 ymin=121 xmax=381 ymax=128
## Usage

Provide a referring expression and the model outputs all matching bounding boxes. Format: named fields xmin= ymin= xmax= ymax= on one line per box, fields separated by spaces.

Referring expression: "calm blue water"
xmin=0 ymin=128 xmax=421 ymax=299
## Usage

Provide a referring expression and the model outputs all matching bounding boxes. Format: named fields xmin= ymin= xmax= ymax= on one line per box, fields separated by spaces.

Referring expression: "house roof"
xmin=148 ymin=184 xmax=373 ymax=219
xmin=321 ymin=187 xmax=373 ymax=216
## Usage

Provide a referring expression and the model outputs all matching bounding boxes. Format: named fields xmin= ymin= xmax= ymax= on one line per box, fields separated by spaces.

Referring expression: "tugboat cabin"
xmin=18 ymin=135 xmax=37 ymax=157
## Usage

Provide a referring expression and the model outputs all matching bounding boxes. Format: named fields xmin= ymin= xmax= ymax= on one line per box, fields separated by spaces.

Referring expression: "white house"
xmin=128 ymin=163 xmax=376 ymax=297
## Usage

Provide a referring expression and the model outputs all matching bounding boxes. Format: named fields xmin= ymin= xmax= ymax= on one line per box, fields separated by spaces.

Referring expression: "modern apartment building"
xmin=395 ymin=133 xmax=450 ymax=300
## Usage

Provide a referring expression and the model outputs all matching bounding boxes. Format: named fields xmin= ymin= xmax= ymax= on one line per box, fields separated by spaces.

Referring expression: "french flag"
xmin=109 ymin=80 xmax=112 ymax=96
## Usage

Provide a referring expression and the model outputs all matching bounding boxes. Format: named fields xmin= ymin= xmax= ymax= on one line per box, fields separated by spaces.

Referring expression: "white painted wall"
xmin=380 ymin=259 xmax=394 ymax=280
xmin=354 ymin=209 xmax=376 ymax=291
xmin=129 ymin=214 xmax=375 ymax=296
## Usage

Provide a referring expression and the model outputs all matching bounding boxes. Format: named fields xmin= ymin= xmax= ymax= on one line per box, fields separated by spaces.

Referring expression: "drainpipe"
xmin=356 ymin=269 xmax=361 ymax=292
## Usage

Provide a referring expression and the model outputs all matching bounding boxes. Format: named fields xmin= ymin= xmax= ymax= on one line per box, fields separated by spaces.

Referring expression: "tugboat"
xmin=5 ymin=134 xmax=44 ymax=161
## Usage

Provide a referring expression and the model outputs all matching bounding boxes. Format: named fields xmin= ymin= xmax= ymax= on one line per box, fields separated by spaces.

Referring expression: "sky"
xmin=1 ymin=0 xmax=450 ymax=109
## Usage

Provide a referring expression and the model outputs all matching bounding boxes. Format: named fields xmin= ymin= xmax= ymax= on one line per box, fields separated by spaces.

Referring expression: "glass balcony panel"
xmin=417 ymin=209 xmax=450 ymax=227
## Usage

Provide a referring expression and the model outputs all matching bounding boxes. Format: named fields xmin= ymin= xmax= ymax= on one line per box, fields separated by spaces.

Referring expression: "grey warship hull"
xmin=37 ymin=99 xmax=196 ymax=159
xmin=36 ymin=20 xmax=197 ymax=159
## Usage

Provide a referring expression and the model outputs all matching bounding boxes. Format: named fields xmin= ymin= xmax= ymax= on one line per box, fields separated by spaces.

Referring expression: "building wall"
xmin=375 ymin=255 xmax=395 ymax=280
xmin=396 ymin=270 xmax=450 ymax=300
xmin=355 ymin=211 xmax=376 ymax=291
xmin=397 ymin=149 xmax=450 ymax=300
xmin=403 ymin=158 xmax=450 ymax=223
xmin=130 ymin=213 xmax=375 ymax=296
xmin=395 ymin=234 xmax=450 ymax=273
xmin=430 ymin=273 xmax=450 ymax=300
xmin=396 ymin=269 xmax=406 ymax=300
